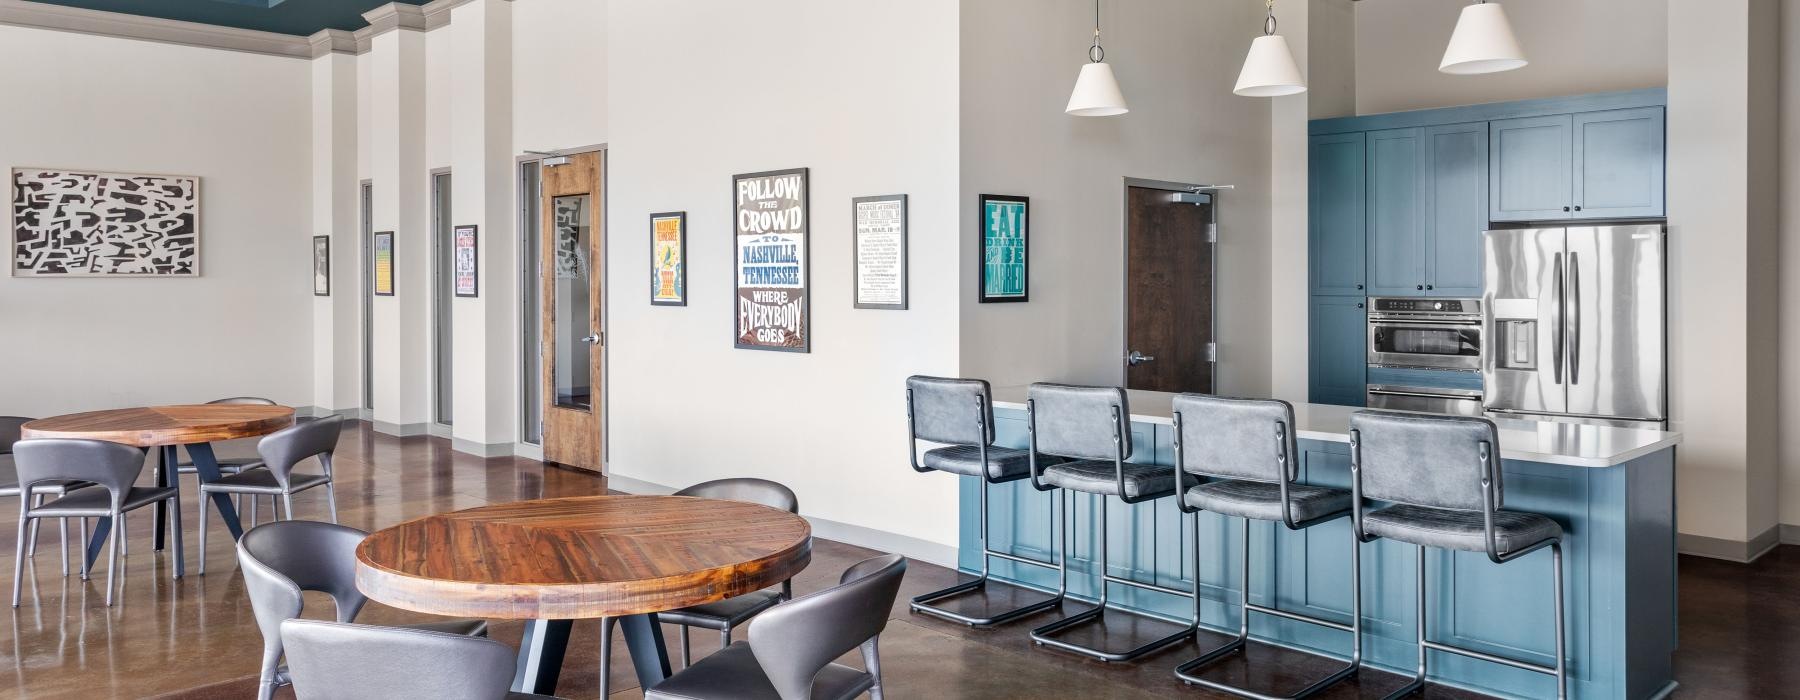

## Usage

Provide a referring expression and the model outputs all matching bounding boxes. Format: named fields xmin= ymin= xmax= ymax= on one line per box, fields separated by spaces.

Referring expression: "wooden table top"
xmin=355 ymin=494 xmax=813 ymax=620
xmin=20 ymin=405 xmax=295 ymax=447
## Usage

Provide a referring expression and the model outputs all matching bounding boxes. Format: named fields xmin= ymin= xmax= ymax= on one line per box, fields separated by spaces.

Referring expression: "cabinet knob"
xmin=1356 ymin=284 xmax=1364 ymax=290
xmin=1563 ymin=206 xmax=1571 ymax=212
xmin=1426 ymin=284 xmax=1434 ymax=290
xmin=1574 ymin=205 xmax=1582 ymax=212
xmin=1416 ymin=285 xmax=1424 ymax=291
xmin=1357 ymin=302 xmax=1364 ymax=309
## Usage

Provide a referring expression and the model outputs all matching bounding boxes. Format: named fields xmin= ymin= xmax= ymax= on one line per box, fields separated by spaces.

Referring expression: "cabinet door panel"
xmin=1573 ymin=107 xmax=1664 ymax=219
xmin=1310 ymin=133 xmax=1367 ymax=296
xmin=1490 ymin=115 xmax=1572 ymax=222
xmin=1365 ymin=128 xmax=1426 ymax=297
xmin=1309 ymin=296 xmax=1367 ymax=407
xmin=1425 ymin=123 xmax=1489 ymax=297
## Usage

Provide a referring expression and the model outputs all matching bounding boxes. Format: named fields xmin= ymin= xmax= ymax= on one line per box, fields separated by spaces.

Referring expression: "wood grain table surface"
xmin=356 ymin=494 xmax=813 ymax=620
xmin=20 ymin=405 xmax=295 ymax=447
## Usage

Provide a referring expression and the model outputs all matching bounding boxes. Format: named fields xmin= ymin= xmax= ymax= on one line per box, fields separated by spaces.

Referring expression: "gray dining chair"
xmin=0 ymin=416 xmax=86 ymax=576
xmin=199 ymin=414 xmax=342 ymax=573
xmin=239 ymin=520 xmax=490 ymax=700
xmin=280 ymin=619 xmax=558 ymax=700
xmin=11 ymin=438 xmax=182 ymax=607
xmin=168 ymin=397 xmax=275 ymax=523
xmin=660 ymin=478 xmax=799 ymax=667
xmin=645 ymin=554 xmax=906 ymax=700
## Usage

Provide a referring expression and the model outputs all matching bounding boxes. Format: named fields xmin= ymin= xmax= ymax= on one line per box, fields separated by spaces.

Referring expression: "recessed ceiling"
xmin=24 ymin=0 xmax=429 ymax=36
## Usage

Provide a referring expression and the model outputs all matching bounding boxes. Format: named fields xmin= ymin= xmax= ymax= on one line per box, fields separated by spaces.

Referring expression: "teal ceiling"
xmin=27 ymin=0 xmax=429 ymax=36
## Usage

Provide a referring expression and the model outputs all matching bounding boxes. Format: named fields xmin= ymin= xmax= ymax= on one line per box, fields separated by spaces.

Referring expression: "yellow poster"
xmin=373 ymin=232 xmax=394 ymax=295
xmin=650 ymin=213 xmax=685 ymax=305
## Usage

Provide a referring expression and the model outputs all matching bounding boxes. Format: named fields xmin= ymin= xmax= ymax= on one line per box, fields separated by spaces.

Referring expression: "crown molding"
xmin=361 ymin=3 xmax=428 ymax=36
xmin=307 ymin=28 xmax=356 ymax=58
xmin=421 ymin=0 xmax=477 ymax=31
xmin=0 ymin=0 xmax=311 ymax=59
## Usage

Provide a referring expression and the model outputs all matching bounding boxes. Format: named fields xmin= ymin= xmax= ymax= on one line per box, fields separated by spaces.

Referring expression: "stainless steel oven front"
xmin=1366 ymin=298 xmax=1483 ymax=371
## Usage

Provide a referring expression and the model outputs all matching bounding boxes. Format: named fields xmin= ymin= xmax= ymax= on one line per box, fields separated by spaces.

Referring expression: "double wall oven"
xmin=1365 ymin=297 xmax=1484 ymax=415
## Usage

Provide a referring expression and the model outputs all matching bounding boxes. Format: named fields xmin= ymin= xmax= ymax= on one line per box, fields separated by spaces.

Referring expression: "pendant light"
xmin=1439 ymin=1 xmax=1527 ymax=75
xmin=1234 ymin=0 xmax=1305 ymax=97
xmin=1065 ymin=0 xmax=1128 ymax=116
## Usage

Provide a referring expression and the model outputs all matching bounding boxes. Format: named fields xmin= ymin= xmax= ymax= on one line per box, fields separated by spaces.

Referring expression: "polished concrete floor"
xmin=0 ymin=421 xmax=1785 ymax=699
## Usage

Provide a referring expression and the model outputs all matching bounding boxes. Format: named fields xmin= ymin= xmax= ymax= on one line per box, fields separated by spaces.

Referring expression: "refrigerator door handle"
xmin=1552 ymin=252 xmax=1564 ymax=385
xmin=1568 ymin=252 xmax=1580 ymax=386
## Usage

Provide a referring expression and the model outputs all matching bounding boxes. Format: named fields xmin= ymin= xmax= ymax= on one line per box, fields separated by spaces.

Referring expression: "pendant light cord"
xmin=1089 ymin=0 xmax=1105 ymax=63
xmin=1264 ymin=0 xmax=1278 ymax=36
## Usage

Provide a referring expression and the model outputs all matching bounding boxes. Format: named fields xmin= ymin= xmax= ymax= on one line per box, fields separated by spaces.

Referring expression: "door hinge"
xmin=1206 ymin=223 xmax=1219 ymax=243
xmin=1205 ymin=343 xmax=1218 ymax=363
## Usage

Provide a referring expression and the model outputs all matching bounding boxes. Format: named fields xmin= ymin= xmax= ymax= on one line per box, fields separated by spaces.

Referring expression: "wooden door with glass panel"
xmin=540 ymin=152 xmax=604 ymax=471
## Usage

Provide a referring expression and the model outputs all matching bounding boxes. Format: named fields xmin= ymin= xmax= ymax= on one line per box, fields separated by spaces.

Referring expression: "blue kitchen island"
xmin=956 ymin=387 xmax=1681 ymax=700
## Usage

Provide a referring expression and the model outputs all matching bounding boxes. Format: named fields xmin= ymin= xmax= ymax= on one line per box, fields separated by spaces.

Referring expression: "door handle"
xmin=1551 ymin=252 xmax=1564 ymax=385
xmin=1127 ymin=351 xmax=1156 ymax=366
xmin=1568 ymin=253 xmax=1579 ymax=385
xmin=582 ymin=333 xmax=602 ymax=345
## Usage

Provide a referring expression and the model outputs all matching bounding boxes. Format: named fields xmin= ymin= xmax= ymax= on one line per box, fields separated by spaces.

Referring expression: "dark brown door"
xmin=540 ymin=151 xmax=604 ymax=471
xmin=1125 ymin=185 xmax=1214 ymax=393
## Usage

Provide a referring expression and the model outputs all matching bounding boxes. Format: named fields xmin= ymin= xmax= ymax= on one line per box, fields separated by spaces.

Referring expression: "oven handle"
xmin=1367 ymin=387 xmax=1483 ymax=400
xmin=1366 ymin=318 xmax=1483 ymax=326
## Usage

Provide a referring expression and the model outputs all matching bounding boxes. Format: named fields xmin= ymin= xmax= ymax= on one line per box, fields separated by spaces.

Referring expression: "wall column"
xmin=309 ymin=30 xmax=360 ymax=416
xmin=366 ymin=4 xmax=432 ymax=434
xmin=448 ymin=0 xmax=517 ymax=454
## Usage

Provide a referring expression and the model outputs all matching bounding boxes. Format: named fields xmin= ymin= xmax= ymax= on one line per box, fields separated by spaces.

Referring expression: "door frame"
xmin=1119 ymin=176 xmax=1220 ymax=389
xmin=429 ymin=167 xmax=453 ymax=428
xmin=360 ymin=179 xmax=374 ymax=416
xmin=521 ymin=144 xmax=608 ymax=469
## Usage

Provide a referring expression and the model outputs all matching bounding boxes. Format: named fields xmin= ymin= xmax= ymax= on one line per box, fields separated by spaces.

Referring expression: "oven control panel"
xmin=1371 ymin=298 xmax=1479 ymax=314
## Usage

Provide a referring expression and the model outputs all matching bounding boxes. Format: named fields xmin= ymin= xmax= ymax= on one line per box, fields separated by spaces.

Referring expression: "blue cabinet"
xmin=1308 ymin=295 xmax=1366 ymax=407
xmin=1365 ymin=128 xmax=1425 ymax=296
xmin=1573 ymin=107 xmax=1665 ymax=218
xmin=1489 ymin=114 xmax=1572 ymax=221
xmin=1309 ymin=133 xmax=1366 ymax=296
xmin=1423 ymin=122 xmax=1488 ymax=296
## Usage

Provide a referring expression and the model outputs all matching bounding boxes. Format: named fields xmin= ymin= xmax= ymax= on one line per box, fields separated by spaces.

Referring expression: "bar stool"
xmin=1168 ymin=394 xmax=1361 ymax=698
xmin=1025 ymin=383 xmax=1195 ymax=661
xmin=1348 ymin=410 xmax=1566 ymax=700
xmin=904 ymin=376 xmax=1061 ymax=626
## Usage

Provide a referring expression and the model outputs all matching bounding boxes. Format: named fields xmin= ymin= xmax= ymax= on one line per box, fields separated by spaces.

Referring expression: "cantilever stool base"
xmin=1030 ymin=604 xmax=1197 ymax=663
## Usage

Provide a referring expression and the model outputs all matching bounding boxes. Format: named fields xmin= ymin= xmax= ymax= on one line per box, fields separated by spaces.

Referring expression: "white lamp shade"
xmin=1234 ymin=34 xmax=1306 ymax=97
xmin=1066 ymin=62 xmax=1129 ymax=116
xmin=1439 ymin=2 xmax=1527 ymax=74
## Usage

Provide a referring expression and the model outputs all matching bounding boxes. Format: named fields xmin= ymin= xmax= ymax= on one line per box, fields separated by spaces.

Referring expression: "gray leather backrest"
xmin=750 ymin=554 xmax=905 ymax=700
xmin=238 ymin=520 xmax=372 ymax=623
xmin=1350 ymin=410 xmax=1501 ymax=511
xmin=281 ymin=619 xmax=516 ymax=700
xmin=12 ymin=438 xmax=144 ymax=495
xmin=1172 ymin=394 xmax=1297 ymax=483
xmin=0 ymin=417 xmax=31 ymax=453
xmin=1028 ymin=383 xmax=1130 ymax=461
xmin=674 ymin=478 xmax=799 ymax=513
xmin=258 ymin=414 xmax=343 ymax=483
xmin=208 ymin=396 xmax=279 ymax=406
xmin=906 ymin=376 xmax=992 ymax=446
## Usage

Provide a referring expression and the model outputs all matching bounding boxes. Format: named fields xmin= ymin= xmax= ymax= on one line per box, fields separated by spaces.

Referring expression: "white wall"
xmin=0 ymin=25 xmax=312 ymax=416
xmin=1777 ymin=0 xmax=1800 ymax=529
xmin=604 ymin=1 xmax=964 ymax=552
xmin=513 ymin=0 xmax=606 ymax=153
xmin=959 ymin=0 xmax=1274 ymax=398
xmin=1308 ymin=0 xmax=1356 ymax=120
xmin=1353 ymin=0 xmax=1667 ymax=115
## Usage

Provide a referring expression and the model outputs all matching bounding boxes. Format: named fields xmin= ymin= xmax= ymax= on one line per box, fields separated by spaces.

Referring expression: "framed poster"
xmin=11 ymin=168 xmax=201 ymax=277
xmin=852 ymin=194 xmax=906 ymax=310
xmin=373 ymin=231 xmax=394 ymax=296
xmin=312 ymin=235 xmax=331 ymax=296
xmin=453 ymin=225 xmax=478 ymax=297
xmin=978 ymin=194 xmax=1029 ymax=303
xmin=650 ymin=211 xmax=687 ymax=306
xmin=732 ymin=168 xmax=809 ymax=352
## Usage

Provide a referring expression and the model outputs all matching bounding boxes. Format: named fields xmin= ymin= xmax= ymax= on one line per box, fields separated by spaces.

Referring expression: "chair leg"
xmin=198 ymin=492 xmax=209 ymax=576
xmin=59 ymin=518 xmax=68 ymax=577
xmin=598 ymin=616 xmax=616 ymax=698
xmin=678 ymin=625 xmax=690 ymax=668
xmin=119 ymin=511 xmax=127 ymax=556
xmin=282 ymin=494 xmax=295 ymax=521
xmin=79 ymin=518 xmax=90 ymax=580
xmin=721 ymin=626 xmax=731 ymax=648
xmin=325 ymin=482 xmax=339 ymax=524
xmin=170 ymin=497 xmax=185 ymax=579
xmin=12 ymin=514 xmax=28 ymax=607
xmin=1382 ymin=544 xmax=1430 ymax=700
xmin=104 ymin=512 xmax=120 ymax=606
xmin=861 ymin=636 xmax=883 ymax=700
xmin=248 ymin=496 xmax=257 ymax=525
xmin=27 ymin=494 xmax=43 ymax=556
xmin=1552 ymin=542 xmax=1566 ymax=700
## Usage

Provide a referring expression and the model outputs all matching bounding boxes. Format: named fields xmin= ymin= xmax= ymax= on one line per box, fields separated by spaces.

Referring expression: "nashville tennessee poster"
xmin=733 ymin=168 xmax=810 ymax=352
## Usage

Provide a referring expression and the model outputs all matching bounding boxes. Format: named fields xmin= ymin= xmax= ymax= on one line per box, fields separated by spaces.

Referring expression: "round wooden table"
xmin=356 ymin=494 xmax=812 ymax=695
xmin=22 ymin=405 xmax=295 ymax=567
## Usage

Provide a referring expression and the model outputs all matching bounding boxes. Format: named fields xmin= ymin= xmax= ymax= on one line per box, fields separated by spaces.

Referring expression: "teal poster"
xmin=981 ymin=196 xmax=1028 ymax=302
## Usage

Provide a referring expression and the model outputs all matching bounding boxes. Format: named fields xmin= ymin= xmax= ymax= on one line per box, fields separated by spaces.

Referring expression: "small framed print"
xmin=852 ymin=194 xmax=906 ymax=310
xmin=650 ymin=211 xmax=687 ymax=306
xmin=453 ymin=225 xmax=478 ymax=298
xmin=312 ymin=235 xmax=331 ymax=296
xmin=373 ymin=231 xmax=394 ymax=296
xmin=978 ymin=194 xmax=1028 ymax=303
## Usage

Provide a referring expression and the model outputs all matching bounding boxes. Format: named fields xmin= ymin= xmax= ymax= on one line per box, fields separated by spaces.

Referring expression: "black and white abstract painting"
xmin=11 ymin=168 xmax=200 ymax=276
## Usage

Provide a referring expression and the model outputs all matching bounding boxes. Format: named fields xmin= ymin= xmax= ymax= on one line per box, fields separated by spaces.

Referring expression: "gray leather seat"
xmin=658 ymin=478 xmax=799 ymax=671
xmin=281 ymin=619 xmax=558 ymax=700
xmin=1182 ymin=479 xmax=1351 ymax=523
xmin=240 ymin=520 xmax=489 ymax=700
xmin=1349 ymin=410 xmax=1568 ymax=699
xmin=1362 ymin=503 xmax=1562 ymax=556
xmin=918 ymin=444 xmax=1034 ymax=481
xmin=1040 ymin=459 xmax=1173 ymax=500
xmin=646 ymin=554 xmax=905 ymax=700
xmin=0 ymin=418 xmax=87 ymax=576
xmin=11 ymin=438 xmax=183 ymax=607
xmin=200 ymin=415 xmax=343 ymax=573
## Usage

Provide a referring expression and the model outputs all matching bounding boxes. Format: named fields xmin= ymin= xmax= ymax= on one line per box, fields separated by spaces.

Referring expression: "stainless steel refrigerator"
xmin=1481 ymin=225 xmax=1666 ymax=427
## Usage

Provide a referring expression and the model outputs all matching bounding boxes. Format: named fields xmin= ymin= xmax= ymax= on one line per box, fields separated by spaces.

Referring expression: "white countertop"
xmin=989 ymin=386 xmax=1682 ymax=469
